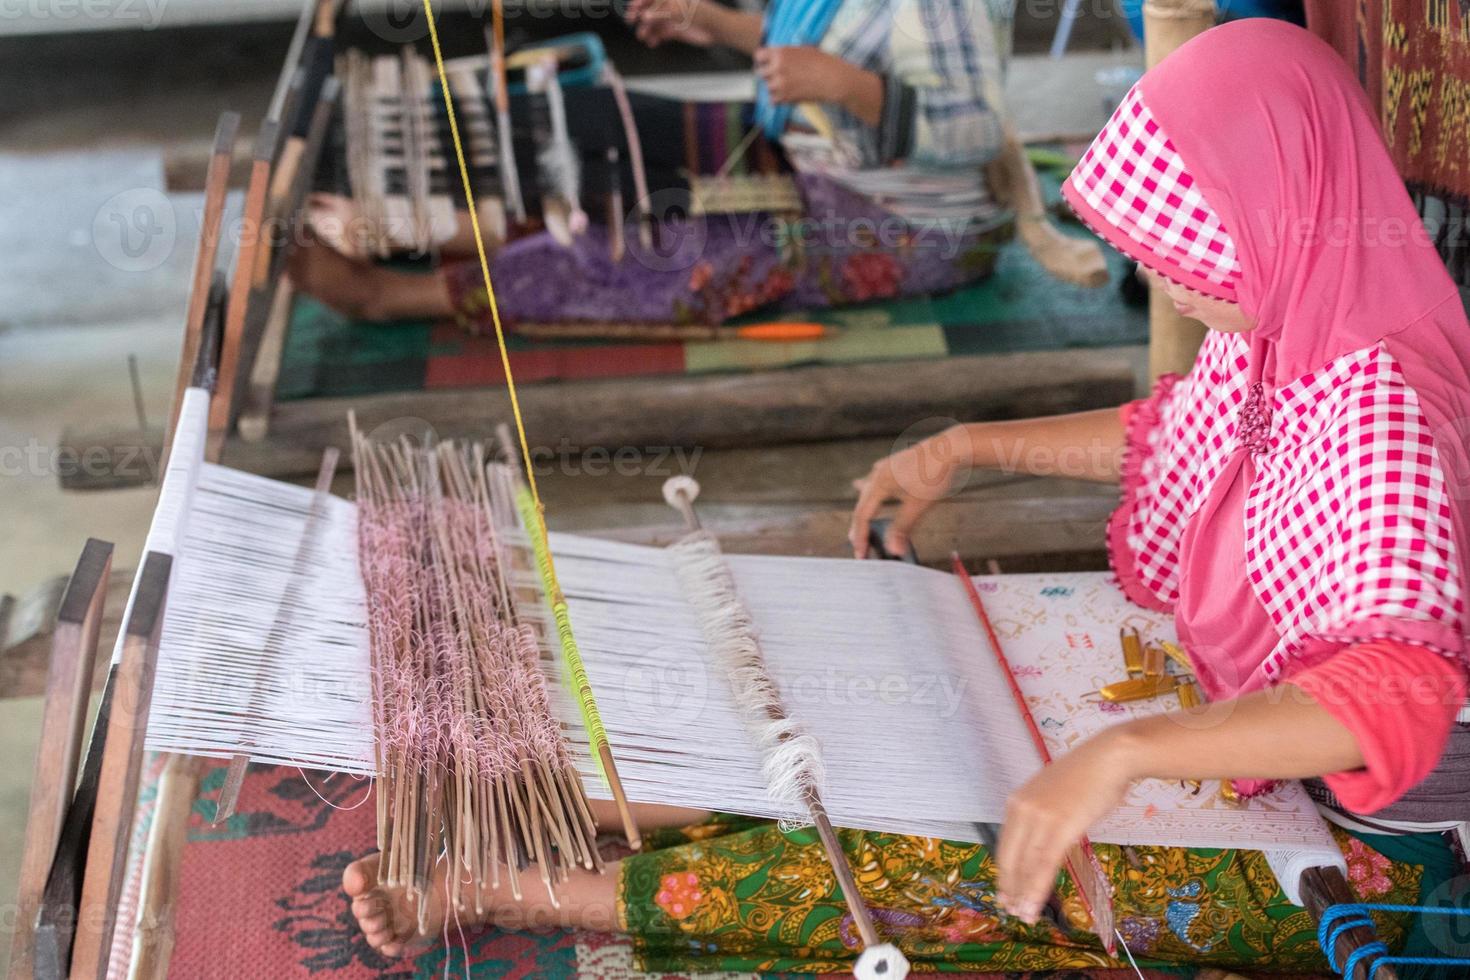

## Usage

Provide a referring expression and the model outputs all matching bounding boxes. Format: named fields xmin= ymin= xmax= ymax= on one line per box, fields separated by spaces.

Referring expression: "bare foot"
xmin=342 ymin=852 xmax=454 ymax=959
xmin=342 ymin=803 xmax=711 ymax=958
xmin=1017 ymin=216 xmax=1110 ymax=288
xmin=986 ymin=136 xmax=1109 ymax=289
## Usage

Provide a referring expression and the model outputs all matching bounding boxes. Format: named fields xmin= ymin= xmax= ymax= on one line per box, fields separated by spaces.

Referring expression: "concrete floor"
xmin=0 ymin=14 xmax=1140 ymax=971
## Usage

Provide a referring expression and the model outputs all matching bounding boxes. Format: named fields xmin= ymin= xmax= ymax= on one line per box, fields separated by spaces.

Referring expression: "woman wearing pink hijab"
xmin=855 ymin=12 xmax=1470 ymax=956
xmin=343 ymin=19 xmax=1465 ymax=976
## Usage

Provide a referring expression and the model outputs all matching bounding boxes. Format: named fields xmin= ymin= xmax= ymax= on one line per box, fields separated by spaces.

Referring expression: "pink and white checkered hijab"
xmin=1063 ymin=21 xmax=1470 ymax=684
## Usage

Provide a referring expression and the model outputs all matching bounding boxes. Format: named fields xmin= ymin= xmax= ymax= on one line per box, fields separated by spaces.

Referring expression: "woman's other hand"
xmin=994 ymin=730 xmax=1135 ymax=924
xmin=754 ymin=46 xmax=868 ymax=106
xmin=849 ymin=427 xmax=970 ymax=559
xmin=625 ymin=0 xmax=715 ymax=48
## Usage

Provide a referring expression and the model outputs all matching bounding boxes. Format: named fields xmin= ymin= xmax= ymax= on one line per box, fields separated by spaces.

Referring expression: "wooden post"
xmin=1143 ymin=0 xmax=1216 ymax=381
xmin=6 ymin=540 xmax=113 ymax=980
xmin=163 ymin=113 xmax=239 ymax=463
xmin=209 ymin=121 xmax=279 ymax=455
xmin=67 ymin=553 xmax=171 ymax=980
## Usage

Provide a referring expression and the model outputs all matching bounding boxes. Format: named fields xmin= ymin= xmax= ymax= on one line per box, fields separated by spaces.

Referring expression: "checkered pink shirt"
xmin=1120 ymin=331 xmax=1465 ymax=676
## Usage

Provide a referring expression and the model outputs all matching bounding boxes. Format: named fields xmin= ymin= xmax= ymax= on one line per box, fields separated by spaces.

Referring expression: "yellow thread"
xmin=423 ymin=0 xmax=609 ymax=771
xmin=420 ymin=0 xmax=541 ymax=516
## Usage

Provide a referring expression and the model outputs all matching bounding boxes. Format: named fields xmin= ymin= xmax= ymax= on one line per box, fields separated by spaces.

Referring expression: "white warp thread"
xmin=537 ymin=534 xmax=1346 ymax=904
xmin=142 ymin=456 xmax=374 ymax=773
xmin=108 ymin=386 xmax=210 ymax=666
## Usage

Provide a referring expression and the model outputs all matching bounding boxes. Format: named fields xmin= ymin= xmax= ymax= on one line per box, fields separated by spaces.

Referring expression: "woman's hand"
xmin=994 ymin=730 xmax=1136 ymax=923
xmin=625 ymin=0 xmax=716 ymax=48
xmin=849 ymin=427 xmax=970 ymax=558
xmin=754 ymin=46 xmax=873 ymax=107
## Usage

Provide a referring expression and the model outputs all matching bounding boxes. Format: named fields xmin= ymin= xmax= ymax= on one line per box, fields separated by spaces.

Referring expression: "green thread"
xmin=516 ymin=487 xmax=609 ymax=779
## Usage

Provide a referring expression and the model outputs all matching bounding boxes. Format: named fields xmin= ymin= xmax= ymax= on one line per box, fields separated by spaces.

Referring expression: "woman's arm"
xmin=849 ymin=408 xmax=1126 ymax=558
xmin=702 ymin=3 xmax=763 ymax=54
xmin=994 ymin=689 xmax=1364 ymax=924
xmin=625 ymin=0 xmax=763 ymax=55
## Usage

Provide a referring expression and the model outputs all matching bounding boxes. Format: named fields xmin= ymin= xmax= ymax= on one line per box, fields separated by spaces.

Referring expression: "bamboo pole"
xmin=1144 ymin=0 xmax=1216 ymax=381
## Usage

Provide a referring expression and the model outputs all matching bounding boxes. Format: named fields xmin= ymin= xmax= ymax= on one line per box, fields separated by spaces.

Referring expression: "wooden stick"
xmin=1143 ymin=0 xmax=1215 ymax=381
xmin=163 ymin=112 xmax=238 ymax=464
xmin=664 ymin=482 xmax=884 ymax=950
xmin=268 ymin=0 xmax=317 ymax=122
xmin=237 ymin=279 xmax=297 ymax=444
xmin=488 ymin=1 xmax=525 ymax=222
xmin=7 ymin=539 xmax=113 ymax=980
xmin=34 ymin=672 xmax=119 ymax=979
xmin=210 ymin=121 xmax=279 ymax=452
xmin=513 ymin=320 xmax=834 ymax=344
xmin=312 ymin=0 xmax=340 ymax=37
xmin=69 ymin=553 xmax=171 ymax=980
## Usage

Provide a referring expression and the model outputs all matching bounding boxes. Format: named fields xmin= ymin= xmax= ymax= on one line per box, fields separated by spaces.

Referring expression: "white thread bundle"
xmin=144 ymin=461 xmax=373 ymax=773
xmin=132 ymin=388 xmax=373 ymax=773
xmin=109 ymin=386 xmax=209 ymax=668
xmin=535 ymin=535 xmax=1346 ymax=901
xmin=528 ymin=57 xmax=587 ymax=236
xmin=668 ymin=531 xmax=825 ymax=818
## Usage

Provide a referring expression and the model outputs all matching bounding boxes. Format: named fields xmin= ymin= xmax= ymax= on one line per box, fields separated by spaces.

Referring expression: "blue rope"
xmin=1318 ymin=902 xmax=1470 ymax=978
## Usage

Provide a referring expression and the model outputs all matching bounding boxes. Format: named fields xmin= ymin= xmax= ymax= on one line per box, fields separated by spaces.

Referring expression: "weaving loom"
xmin=106 ymin=368 xmax=1377 ymax=975
xmin=331 ymin=31 xmax=650 ymax=257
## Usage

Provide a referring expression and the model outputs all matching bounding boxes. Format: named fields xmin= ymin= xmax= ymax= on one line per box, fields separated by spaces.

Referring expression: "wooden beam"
xmin=1299 ymin=865 xmax=1399 ymax=980
xmin=0 ymin=569 xmax=132 ymax=700
xmin=220 ymin=348 xmax=1140 ymax=481
xmin=7 ymin=540 xmax=113 ymax=980
xmin=581 ymin=491 xmax=1116 ymax=563
xmin=66 ymin=553 xmax=170 ymax=980
xmin=237 ymin=280 xmax=298 ymax=444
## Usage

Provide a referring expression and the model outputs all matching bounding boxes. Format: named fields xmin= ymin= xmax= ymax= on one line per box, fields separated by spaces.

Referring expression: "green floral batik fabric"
xmin=617 ymin=814 xmax=1423 ymax=974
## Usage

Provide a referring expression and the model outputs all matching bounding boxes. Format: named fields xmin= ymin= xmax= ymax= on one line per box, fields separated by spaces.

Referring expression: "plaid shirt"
xmin=815 ymin=0 xmax=1011 ymax=168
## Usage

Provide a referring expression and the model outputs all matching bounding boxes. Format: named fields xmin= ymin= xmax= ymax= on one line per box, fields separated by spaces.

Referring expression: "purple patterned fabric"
xmin=448 ymin=174 xmax=1010 ymax=331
